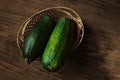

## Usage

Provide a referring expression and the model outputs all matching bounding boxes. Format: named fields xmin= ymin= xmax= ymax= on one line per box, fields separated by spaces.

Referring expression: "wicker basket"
xmin=17 ymin=6 xmax=84 ymax=52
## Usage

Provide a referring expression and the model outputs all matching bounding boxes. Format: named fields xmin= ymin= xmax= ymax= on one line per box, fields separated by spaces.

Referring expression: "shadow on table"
xmin=58 ymin=22 xmax=110 ymax=80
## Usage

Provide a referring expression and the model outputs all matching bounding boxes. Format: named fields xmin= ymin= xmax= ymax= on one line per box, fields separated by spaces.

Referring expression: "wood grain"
xmin=0 ymin=0 xmax=120 ymax=80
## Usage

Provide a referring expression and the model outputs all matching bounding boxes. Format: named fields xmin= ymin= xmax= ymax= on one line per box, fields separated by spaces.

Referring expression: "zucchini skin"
xmin=23 ymin=15 xmax=55 ymax=63
xmin=42 ymin=17 xmax=74 ymax=71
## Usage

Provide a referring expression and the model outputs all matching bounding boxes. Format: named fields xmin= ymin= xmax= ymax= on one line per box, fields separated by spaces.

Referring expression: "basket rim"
xmin=17 ymin=6 xmax=84 ymax=51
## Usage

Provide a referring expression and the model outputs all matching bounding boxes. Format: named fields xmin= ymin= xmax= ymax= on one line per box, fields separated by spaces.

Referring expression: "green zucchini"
xmin=42 ymin=17 xmax=75 ymax=71
xmin=23 ymin=15 xmax=55 ymax=64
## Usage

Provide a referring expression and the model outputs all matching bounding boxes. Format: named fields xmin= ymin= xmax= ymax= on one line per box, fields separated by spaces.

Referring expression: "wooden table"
xmin=0 ymin=0 xmax=120 ymax=80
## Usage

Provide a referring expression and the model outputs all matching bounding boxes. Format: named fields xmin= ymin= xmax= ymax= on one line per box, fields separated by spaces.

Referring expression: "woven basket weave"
xmin=17 ymin=6 xmax=84 ymax=51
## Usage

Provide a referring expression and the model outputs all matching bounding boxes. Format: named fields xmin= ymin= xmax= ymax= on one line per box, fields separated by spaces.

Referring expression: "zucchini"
xmin=23 ymin=15 xmax=55 ymax=64
xmin=42 ymin=17 xmax=75 ymax=71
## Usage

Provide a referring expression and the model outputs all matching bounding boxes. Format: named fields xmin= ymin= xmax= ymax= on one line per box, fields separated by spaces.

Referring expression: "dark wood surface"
xmin=0 ymin=0 xmax=120 ymax=80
